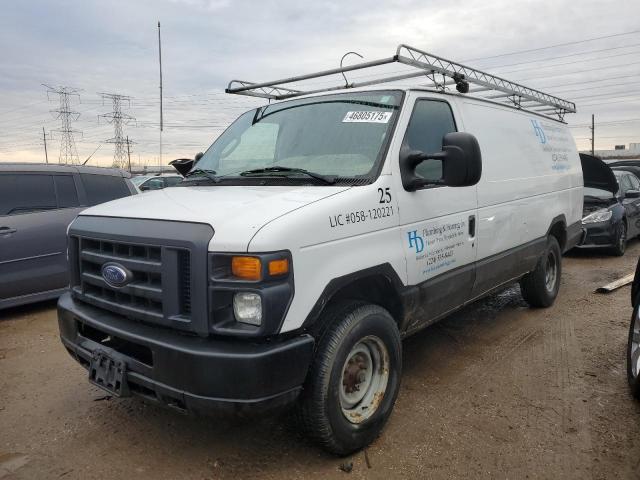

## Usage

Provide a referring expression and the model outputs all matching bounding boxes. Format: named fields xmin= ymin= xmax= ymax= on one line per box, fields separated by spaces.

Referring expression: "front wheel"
xmin=520 ymin=236 xmax=562 ymax=308
xmin=611 ymin=222 xmax=627 ymax=257
xmin=627 ymin=304 xmax=640 ymax=400
xmin=297 ymin=302 xmax=402 ymax=455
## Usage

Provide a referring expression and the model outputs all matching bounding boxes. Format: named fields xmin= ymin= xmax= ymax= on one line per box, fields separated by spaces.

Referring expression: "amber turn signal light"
xmin=231 ymin=256 xmax=262 ymax=281
xmin=268 ymin=258 xmax=289 ymax=276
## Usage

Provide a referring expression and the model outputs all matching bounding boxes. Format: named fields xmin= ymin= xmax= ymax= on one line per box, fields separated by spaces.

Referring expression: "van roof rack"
xmin=226 ymin=44 xmax=576 ymax=121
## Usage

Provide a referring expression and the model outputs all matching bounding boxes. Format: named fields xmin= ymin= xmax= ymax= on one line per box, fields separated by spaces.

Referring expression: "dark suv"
xmin=0 ymin=164 xmax=136 ymax=309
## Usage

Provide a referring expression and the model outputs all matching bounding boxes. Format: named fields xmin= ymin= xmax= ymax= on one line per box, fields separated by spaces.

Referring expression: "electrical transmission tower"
xmin=98 ymin=93 xmax=136 ymax=169
xmin=43 ymin=85 xmax=82 ymax=164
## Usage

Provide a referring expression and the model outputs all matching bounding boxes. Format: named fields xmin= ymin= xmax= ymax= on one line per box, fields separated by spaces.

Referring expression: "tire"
xmin=297 ymin=302 xmax=402 ymax=456
xmin=627 ymin=304 xmax=640 ymax=400
xmin=610 ymin=222 xmax=627 ymax=257
xmin=520 ymin=236 xmax=562 ymax=308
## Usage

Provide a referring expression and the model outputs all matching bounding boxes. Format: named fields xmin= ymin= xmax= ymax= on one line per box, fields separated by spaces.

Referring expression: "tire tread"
xmin=296 ymin=301 xmax=399 ymax=455
xmin=520 ymin=236 xmax=561 ymax=308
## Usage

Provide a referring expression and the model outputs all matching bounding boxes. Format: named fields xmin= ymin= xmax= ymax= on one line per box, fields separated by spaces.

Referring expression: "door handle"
xmin=468 ymin=215 xmax=476 ymax=238
xmin=0 ymin=226 xmax=17 ymax=235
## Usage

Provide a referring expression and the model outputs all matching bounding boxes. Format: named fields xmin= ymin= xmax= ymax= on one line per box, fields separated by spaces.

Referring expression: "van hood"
xmin=81 ymin=184 xmax=350 ymax=250
xmin=580 ymin=153 xmax=618 ymax=194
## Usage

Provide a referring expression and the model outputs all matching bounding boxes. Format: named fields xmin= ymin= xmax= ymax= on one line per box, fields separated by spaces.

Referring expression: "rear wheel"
xmin=611 ymin=222 xmax=627 ymax=257
xmin=627 ymin=304 xmax=640 ymax=400
xmin=297 ymin=302 xmax=402 ymax=455
xmin=520 ymin=236 xmax=562 ymax=308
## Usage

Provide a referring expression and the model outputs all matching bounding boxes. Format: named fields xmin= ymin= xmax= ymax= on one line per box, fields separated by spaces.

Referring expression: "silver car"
xmin=131 ymin=174 xmax=183 ymax=192
xmin=0 ymin=164 xmax=136 ymax=309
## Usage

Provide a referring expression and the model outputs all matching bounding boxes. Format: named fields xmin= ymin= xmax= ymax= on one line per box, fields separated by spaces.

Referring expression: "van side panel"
xmin=458 ymin=100 xmax=582 ymax=295
xmin=247 ymin=176 xmax=406 ymax=333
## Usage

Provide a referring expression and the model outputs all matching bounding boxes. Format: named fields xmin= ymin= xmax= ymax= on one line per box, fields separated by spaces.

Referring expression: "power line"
xmin=548 ymin=80 xmax=640 ymax=96
xmin=494 ymin=49 xmax=640 ymax=75
xmin=477 ymin=43 xmax=640 ymax=70
xmin=42 ymin=127 xmax=51 ymax=164
xmin=511 ymin=60 xmax=640 ymax=82
xmin=463 ymin=29 xmax=640 ymax=62
xmin=43 ymin=84 xmax=82 ymax=164
xmin=569 ymin=118 xmax=640 ymax=128
xmin=580 ymin=97 xmax=640 ymax=107
xmin=98 ymin=93 xmax=136 ymax=169
xmin=535 ymin=73 xmax=640 ymax=90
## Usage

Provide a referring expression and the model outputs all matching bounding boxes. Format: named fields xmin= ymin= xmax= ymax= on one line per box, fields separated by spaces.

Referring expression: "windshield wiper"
xmin=239 ymin=166 xmax=337 ymax=184
xmin=184 ymin=168 xmax=220 ymax=183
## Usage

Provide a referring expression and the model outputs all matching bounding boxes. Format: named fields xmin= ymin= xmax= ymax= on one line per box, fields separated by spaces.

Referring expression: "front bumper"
xmin=58 ymin=293 xmax=314 ymax=415
xmin=577 ymin=221 xmax=616 ymax=248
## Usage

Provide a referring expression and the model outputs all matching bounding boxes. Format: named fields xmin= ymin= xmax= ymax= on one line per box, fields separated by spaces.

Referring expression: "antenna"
xmin=158 ymin=21 xmax=163 ymax=165
xmin=83 ymin=144 xmax=102 ymax=165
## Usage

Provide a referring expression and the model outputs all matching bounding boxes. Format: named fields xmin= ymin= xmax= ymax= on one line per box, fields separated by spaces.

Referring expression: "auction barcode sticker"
xmin=342 ymin=111 xmax=392 ymax=123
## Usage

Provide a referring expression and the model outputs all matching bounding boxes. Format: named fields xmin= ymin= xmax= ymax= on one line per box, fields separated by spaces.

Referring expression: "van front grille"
xmin=72 ymin=237 xmax=192 ymax=329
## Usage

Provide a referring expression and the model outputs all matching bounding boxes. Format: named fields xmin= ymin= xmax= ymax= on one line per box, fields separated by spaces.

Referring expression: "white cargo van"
xmin=58 ymin=45 xmax=583 ymax=454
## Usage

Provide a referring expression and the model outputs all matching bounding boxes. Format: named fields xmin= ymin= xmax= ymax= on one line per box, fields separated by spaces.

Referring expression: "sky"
xmin=0 ymin=0 xmax=639 ymax=167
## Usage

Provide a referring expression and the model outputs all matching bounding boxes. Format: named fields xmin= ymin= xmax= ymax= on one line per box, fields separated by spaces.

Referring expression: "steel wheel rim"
xmin=544 ymin=250 xmax=557 ymax=293
xmin=339 ymin=335 xmax=389 ymax=424
xmin=631 ymin=308 xmax=640 ymax=379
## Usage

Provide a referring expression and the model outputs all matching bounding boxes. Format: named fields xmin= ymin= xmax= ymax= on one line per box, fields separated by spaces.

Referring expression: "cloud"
xmin=1 ymin=0 xmax=639 ymax=166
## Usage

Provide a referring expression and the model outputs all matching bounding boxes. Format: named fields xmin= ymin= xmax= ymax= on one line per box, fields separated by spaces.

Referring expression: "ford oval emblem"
xmin=101 ymin=263 xmax=132 ymax=288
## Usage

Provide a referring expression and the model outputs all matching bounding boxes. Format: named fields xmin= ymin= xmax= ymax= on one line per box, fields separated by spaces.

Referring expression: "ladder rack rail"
xmin=226 ymin=44 xmax=576 ymax=120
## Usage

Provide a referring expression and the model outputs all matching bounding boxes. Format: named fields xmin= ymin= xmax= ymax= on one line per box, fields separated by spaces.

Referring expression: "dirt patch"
xmin=1 ymin=242 xmax=640 ymax=479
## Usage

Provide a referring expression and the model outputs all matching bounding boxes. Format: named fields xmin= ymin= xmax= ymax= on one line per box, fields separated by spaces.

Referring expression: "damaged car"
xmin=579 ymin=153 xmax=640 ymax=256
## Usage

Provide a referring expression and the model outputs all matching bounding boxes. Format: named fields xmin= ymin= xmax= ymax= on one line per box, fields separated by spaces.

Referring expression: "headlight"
xmin=233 ymin=292 xmax=262 ymax=326
xmin=582 ymin=209 xmax=613 ymax=224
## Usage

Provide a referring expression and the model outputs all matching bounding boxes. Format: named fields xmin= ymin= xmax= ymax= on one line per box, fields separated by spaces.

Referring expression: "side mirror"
xmin=626 ymin=189 xmax=640 ymax=199
xmin=170 ymin=158 xmax=195 ymax=177
xmin=400 ymin=132 xmax=482 ymax=191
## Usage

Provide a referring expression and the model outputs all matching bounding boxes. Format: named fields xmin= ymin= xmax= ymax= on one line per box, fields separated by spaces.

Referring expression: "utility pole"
xmin=98 ymin=93 xmax=136 ymax=169
xmin=42 ymin=127 xmax=49 ymax=164
xmin=126 ymin=135 xmax=132 ymax=173
xmin=43 ymin=85 xmax=82 ymax=164
xmin=592 ymin=114 xmax=595 ymax=155
xmin=158 ymin=21 xmax=163 ymax=166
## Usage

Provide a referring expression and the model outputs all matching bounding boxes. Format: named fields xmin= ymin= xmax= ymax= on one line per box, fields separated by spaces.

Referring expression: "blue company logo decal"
xmin=531 ymin=119 xmax=547 ymax=144
xmin=408 ymin=230 xmax=425 ymax=253
xmin=101 ymin=263 xmax=131 ymax=288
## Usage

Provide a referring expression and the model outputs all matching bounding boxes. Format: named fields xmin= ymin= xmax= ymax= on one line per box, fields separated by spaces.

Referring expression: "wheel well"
xmin=548 ymin=221 xmax=567 ymax=251
xmin=323 ymin=275 xmax=403 ymax=327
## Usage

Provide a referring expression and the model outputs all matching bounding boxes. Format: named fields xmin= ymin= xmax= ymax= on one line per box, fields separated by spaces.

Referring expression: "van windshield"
xmin=191 ymin=91 xmax=402 ymax=183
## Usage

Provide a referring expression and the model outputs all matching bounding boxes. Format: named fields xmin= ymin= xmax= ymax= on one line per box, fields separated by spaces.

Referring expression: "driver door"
xmin=393 ymin=96 xmax=478 ymax=330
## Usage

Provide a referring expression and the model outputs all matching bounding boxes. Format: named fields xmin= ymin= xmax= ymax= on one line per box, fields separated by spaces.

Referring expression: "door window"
xmin=402 ymin=100 xmax=457 ymax=182
xmin=619 ymin=175 xmax=632 ymax=195
xmin=80 ymin=174 xmax=130 ymax=205
xmin=0 ymin=174 xmax=57 ymax=215
xmin=54 ymin=175 xmax=79 ymax=208
xmin=628 ymin=174 xmax=640 ymax=191
xmin=164 ymin=176 xmax=183 ymax=187
xmin=141 ymin=178 xmax=165 ymax=190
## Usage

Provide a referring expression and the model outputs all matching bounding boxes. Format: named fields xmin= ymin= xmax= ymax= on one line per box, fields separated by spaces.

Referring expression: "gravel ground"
xmin=1 ymin=242 xmax=640 ymax=479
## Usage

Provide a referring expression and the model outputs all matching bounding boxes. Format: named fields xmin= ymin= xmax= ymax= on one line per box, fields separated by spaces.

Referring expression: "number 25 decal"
xmin=378 ymin=187 xmax=392 ymax=204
